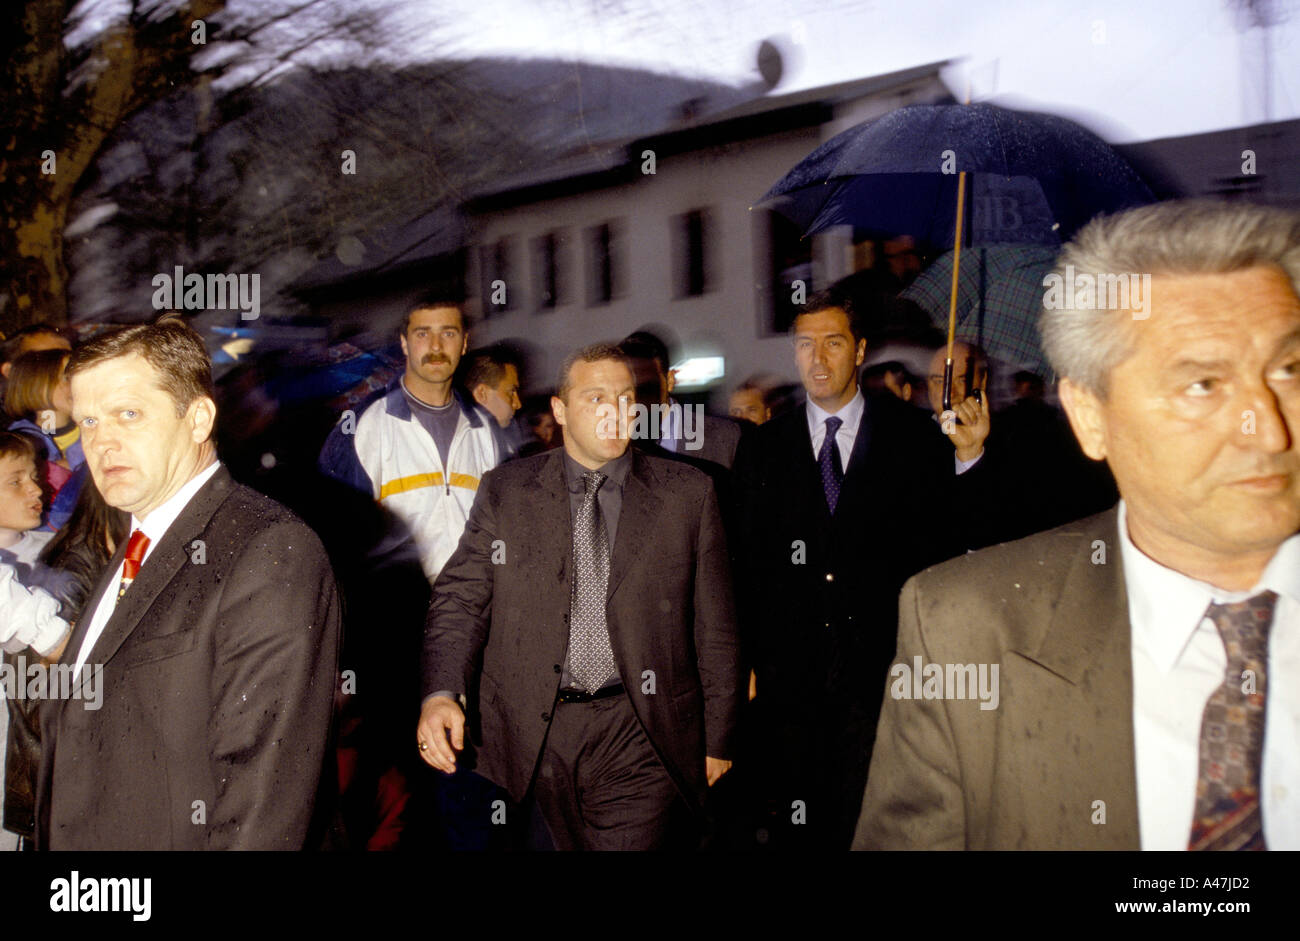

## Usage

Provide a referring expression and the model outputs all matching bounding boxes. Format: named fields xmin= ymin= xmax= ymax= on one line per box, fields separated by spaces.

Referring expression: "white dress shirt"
xmin=1119 ymin=499 xmax=1300 ymax=850
xmin=72 ymin=461 xmax=222 ymax=677
xmin=807 ymin=388 xmax=865 ymax=467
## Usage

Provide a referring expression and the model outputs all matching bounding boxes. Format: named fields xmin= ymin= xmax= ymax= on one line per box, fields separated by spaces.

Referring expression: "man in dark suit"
xmin=732 ymin=286 xmax=952 ymax=849
xmin=857 ymin=199 xmax=1300 ymax=850
xmin=38 ymin=317 xmax=340 ymax=850
xmin=619 ymin=331 xmax=744 ymax=470
xmin=417 ymin=342 xmax=741 ymax=850
xmin=923 ymin=341 xmax=1117 ymax=553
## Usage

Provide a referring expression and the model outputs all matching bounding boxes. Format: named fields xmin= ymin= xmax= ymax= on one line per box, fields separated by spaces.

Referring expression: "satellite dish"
xmin=757 ymin=39 xmax=783 ymax=90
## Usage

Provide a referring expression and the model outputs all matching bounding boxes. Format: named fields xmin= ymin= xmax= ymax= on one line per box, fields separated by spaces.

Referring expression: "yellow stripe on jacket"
xmin=379 ymin=472 xmax=479 ymax=501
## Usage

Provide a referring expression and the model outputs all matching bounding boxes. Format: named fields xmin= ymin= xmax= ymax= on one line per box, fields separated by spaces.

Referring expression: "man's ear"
xmin=666 ymin=368 xmax=676 ymax=395
xmin=188 ymin=396 xmax=218 ymax=444
xmin=855 ymin=338 xmax=867 ymax=366
xmin=1058 ymin=378 xmax=1107 ymax=461
xmin=460 ymin=332 xmax=469 ymax=356
xmin=399 ymin=332 xmax=409 ymax=359
xmin=472 ymin=385 xmax=490 ymax=407
xmin=551 ymin=395 xmax=566 ymax=427
xmin=0 ymin=362 xmax=10 ymax=379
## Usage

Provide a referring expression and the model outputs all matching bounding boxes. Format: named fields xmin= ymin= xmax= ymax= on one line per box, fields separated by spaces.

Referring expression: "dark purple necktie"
xmin=818 ymin=416 xmax=844 ymax=514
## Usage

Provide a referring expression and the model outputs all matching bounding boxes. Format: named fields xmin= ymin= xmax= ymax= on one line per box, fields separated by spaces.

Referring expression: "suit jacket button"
xmin=825 ymin=573 xmax=834 ymax=582
xmin=553 ymin=664 xmax=562 ymax=673
xmin=541 ymin=712 xmax=550 ymax=722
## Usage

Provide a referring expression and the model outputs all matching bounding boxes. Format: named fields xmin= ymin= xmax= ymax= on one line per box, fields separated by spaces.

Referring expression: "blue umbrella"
xmin=759 ymin=101 xmax=1154 ymax=410
xmin=756 ymin=102 xmax=1153 ymax=246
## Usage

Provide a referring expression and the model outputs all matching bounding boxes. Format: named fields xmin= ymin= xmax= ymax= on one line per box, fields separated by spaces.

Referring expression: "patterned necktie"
xmin=117 ymin=529 xmax=151 ymax=602
xmin=818 ymin=416 xmax=844 ymax=514
xmin=567 ymin=471 xmax=616 ymax=693
xmin=1187 ymin=590 xmax=1277 ymax=851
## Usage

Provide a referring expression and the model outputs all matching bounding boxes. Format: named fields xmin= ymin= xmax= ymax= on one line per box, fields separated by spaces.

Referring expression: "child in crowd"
xmin=0 ymin=431 xmax=73 ymax=850
xmin=4 ymin=349 xmax=84 ymax=530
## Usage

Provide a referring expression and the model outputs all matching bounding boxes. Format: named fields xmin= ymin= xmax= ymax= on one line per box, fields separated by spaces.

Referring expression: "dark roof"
xmin=290 ymin=208 xmax=465 ymax=295
xmin=1116 ymin=118 xmax=1300 ymax=203
xmin=671 ymin=60 xmax=954 ymax=128
xmin=462 ymin=146 xmax=632 ymax=211
xmin=466 ymin=60 xmax=954 ymax=210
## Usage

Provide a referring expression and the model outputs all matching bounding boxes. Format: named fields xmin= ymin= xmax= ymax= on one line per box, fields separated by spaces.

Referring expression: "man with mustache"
xmin=320 ymin=294 xmax=508 ymax=585
xmin=856 ymin=199 xmax=1300 ymax=850
xmin=319 ymin=294 xmax=508 ymax=848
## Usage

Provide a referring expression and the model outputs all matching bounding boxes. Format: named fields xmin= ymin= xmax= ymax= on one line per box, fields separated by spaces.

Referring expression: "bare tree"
xmin=1 ymin=0 xmax=232 ymax=329
xmin=0 ymin=0 xmax=398 ymax=332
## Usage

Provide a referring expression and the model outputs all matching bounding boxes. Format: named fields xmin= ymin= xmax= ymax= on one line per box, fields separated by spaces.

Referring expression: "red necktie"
xmin=117 ymin=529 xmax=151 ymax=601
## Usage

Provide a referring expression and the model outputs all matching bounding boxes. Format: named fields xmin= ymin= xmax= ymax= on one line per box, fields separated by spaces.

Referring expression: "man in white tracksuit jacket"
xmin=319 ymin=298 xmax=508 ymax=584
xmin=317 ymin=295 xmax=510 ymax=848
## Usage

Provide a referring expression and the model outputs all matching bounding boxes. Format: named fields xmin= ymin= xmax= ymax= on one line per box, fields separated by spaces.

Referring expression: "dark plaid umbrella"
xmin=756 ymin=102 xmax=1153 ymax=245
xmin=901 ymin=244 xmax=1058 ymax=377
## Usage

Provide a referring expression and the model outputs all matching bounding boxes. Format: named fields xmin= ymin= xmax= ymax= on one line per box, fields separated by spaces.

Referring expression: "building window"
xmin=532 ymin=231 xmax=567 ymax=311
xmin=768 ymin=211 xmax=813 ymax=334
xmin=585 ymin=222 xmax=616 ymax=306
xmin=673 ymin=208 xmax=710 ymax=298
xmin=479 ymin=236 xmax=515 ymax=316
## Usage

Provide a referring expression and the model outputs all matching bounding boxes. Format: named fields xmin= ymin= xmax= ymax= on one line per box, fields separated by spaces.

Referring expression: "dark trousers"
xmin=532 ymin=692 xmax=686 ymax=851
xmin=744 ymin=695 xmax=875 ymax=851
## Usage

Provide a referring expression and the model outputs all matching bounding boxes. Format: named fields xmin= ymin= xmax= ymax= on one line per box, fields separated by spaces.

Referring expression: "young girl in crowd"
xmin=0 ymin=432 xmax=127 ymax=849
xmin=3 ymin=349 xmax=84 ymax=530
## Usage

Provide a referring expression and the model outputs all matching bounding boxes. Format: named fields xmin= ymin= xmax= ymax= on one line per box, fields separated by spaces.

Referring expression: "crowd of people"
xmin=0 ymin=197 xmax=1295 ymax=851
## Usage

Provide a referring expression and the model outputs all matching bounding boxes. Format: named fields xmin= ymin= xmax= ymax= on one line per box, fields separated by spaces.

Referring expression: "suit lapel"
xmin=1031 ymin=510 xmax=1130 ymax=685
xmin=71 ymin=468 xmax=234 ymax=694
xmin=1002 ymin=508 xmax=1141 ymax=848
xmin=842 ymin=395 xmax=873 ymax=480
xmin=607 ymin=450 xmax=662 ymax=600
xmin=531 ymin=450 xmax=574 ymax=596
xmin=62 ymin=539 xmax=127 ymax=676
xmin=787 ymin=411 xmax=832 ymax=526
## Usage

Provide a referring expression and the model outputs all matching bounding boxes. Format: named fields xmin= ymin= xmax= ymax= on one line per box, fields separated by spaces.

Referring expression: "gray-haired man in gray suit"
xmin=857 ymin=200 xmax=1300 ymax=850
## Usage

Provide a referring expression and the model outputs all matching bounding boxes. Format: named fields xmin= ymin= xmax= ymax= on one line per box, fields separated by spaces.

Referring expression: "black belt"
xmin=556 ymin=683 xmax=625 ymax=704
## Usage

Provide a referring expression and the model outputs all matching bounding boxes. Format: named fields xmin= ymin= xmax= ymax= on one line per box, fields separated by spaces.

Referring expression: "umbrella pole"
xmin=942 ymin=168 xmax=968 ymax=412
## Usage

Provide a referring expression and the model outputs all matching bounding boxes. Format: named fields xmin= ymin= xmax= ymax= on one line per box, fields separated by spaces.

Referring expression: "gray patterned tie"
xmin=567 ymin=471 xmax=617 ymax=693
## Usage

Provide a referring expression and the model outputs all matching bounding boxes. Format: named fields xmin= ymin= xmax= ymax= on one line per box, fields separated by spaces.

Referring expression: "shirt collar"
xmin=806 ymin=387 xmax=864 ymax=437
xmin=401 ymin=377 xmax=456 ymax=413
xmin=562 ymin=446 xmax=633 ymax=492
xmin=1118 ymin=498 xmax=1300 ymax=671
xmin=387 ymin=379 xmax=482 ymax=428
xmin=133 ymin=460 xmax=221 ymax=549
